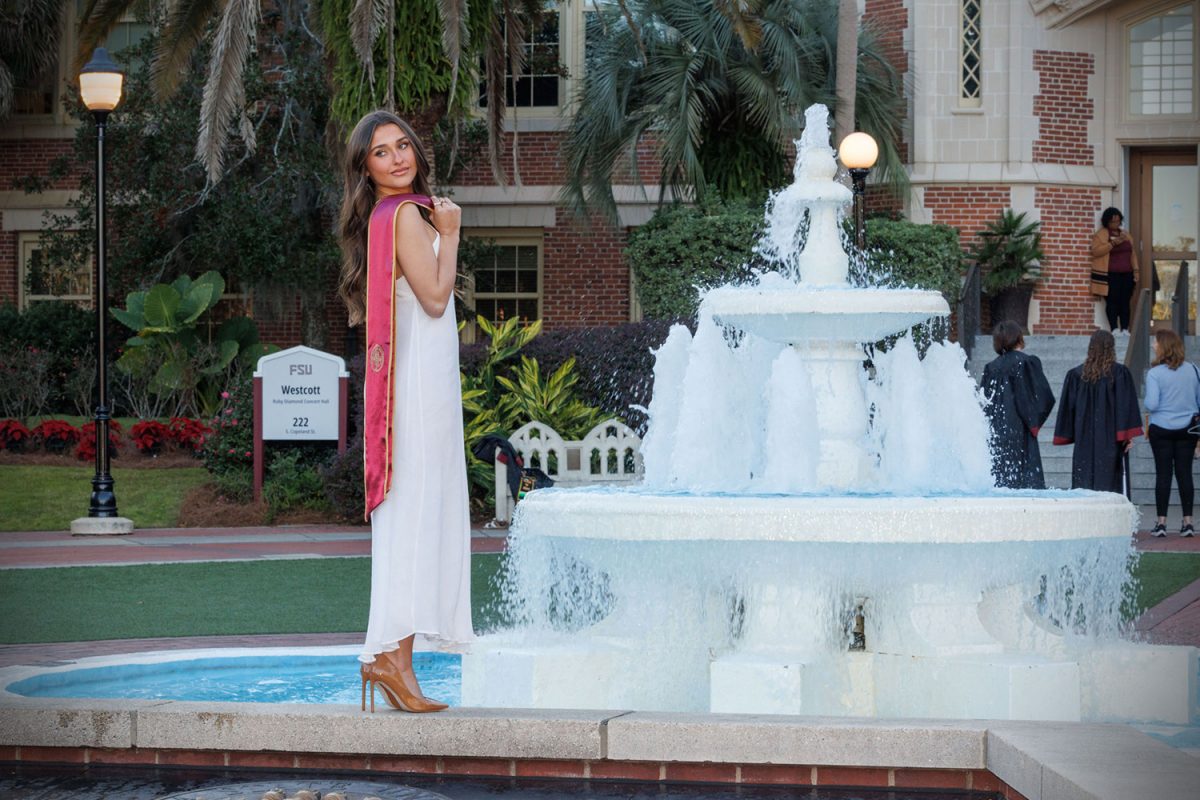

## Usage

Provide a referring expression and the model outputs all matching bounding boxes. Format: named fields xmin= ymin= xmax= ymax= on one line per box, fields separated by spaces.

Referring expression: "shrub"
xmin=31 ymin=420 xmax=82 ymax=454
xmin=130 ymin=420 xmax=172 ymax=455
xmin=263 ymin=448 xmax=332 ymax=521
xmin=858 ymin=218 xmax=964 ymax=305
xmin=625 ymin=200 xmax=767 ymax=320
xmin=0 ymin=346 xmax=53 ymax=419
xmin=0 ymin=419 xmax=33 ymax=451
xmin=169 ymin=417 xmax=212 ymax=454
xmin=0 ymin=302 xmax=95 ymax=415
xmin=321 ymin=440 xmax=365 ymax=521
xmin=201 ymin=374 xmax=254 ymax=499
xmin=76 ymin=420 xmax=123 ymax=461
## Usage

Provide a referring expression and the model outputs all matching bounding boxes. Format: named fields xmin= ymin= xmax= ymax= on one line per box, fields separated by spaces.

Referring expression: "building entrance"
xmin=1131 ymin=148 xmax=1199 ymax=334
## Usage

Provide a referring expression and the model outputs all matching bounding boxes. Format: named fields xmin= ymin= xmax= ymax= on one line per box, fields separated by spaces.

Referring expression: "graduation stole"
xmin=363 ymin=192 xmax=434 ymax=520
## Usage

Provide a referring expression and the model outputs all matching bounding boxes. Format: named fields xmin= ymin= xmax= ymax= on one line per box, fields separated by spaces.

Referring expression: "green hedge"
xmin=860 ymin=218 xmax=964 ymax=306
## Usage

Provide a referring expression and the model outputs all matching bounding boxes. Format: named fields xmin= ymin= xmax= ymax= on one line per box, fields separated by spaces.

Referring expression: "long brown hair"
xmin=336 ymin=111 xmax=434 ymax=326
xmin=1153 ymin=328 xmax=1186 ymax=369
xmin=1081 ymin=329 xmax=1116 ymax=383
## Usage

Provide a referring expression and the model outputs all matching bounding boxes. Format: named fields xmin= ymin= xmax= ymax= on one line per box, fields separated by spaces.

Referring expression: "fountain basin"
xmin=512 ymin=487 xmax=1137 ymax=544
xmin=706 ymin=285 xmax=949 ymax=344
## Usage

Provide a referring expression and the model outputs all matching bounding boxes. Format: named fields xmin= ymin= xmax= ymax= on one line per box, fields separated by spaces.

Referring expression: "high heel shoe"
xmin=359 ymin=662 xmax=448 ymax=713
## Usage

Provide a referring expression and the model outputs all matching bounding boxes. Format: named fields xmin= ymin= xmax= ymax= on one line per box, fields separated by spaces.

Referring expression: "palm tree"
xmin=0 ymin=0 xmax=64 ymax=120
xmin=561 ymin=0 xmax=905 ymax=218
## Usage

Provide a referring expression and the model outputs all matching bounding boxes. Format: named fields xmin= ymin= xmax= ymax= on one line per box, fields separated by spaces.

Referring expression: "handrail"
xmin=1172 ymin=259 xmax=1189 ymax=340
xmin=958 ymin=262 xmax=981 ymax=360
xmin=1125 ymin=286 xmax=1153 ymax=395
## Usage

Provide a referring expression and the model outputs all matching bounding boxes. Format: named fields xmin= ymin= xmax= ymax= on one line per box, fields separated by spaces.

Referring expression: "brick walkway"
xmin=0 ymin=521 xmax=1196 ymax=670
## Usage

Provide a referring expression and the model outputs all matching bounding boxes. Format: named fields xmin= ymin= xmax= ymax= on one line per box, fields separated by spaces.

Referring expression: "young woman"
xmin=981 ymin=320 xmax=1055 ymax=489
xmin=337 ymin=110 xmax=472 ymax=712
xmin=1143 ymin=328 xmax=1200 ymax=537
xmin=1053 ymin=329 xmax=1143 ymax=493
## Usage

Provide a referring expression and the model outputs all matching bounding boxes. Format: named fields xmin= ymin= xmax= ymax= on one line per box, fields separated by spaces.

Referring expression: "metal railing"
xmin=1172 ymin=260 xmax=1190 ymax=340
xmin=1125 ymin=287 xmax=1153 ymax=395
xmin=958 ymin=263 xmax=981 ymax=360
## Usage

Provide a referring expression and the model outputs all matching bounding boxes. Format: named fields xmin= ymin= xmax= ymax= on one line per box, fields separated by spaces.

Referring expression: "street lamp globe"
xmin=79 ymin=48 xmax=124 ymax=112
xmin=839 ymin=131 xmax=878 ymax=170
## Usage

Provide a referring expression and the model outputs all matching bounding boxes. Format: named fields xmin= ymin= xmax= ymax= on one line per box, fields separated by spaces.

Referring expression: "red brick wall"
xmin=863 ymin=0 xmax=910 ymax=163
xmin=1032 ymin=50 xmax=1095 ymax=166
xmin=542 ymin=209 xmax=630 ymax=327
xmin=0 ymin=139 xmax=79 ymax=190
xmin=1033 ymin=185 xmax=1103 ymax=334
xmin=0 ymin=219 xmax=16 ymax=303
xmin=453 ymin=130 xmax=662 ymax=187
xmin=923 ymin=185 xmax=1011 ymax=249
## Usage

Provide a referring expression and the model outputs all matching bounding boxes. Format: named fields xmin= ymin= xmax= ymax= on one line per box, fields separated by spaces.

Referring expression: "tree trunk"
xmin=834 ymin=0 xmax=859 ymax=146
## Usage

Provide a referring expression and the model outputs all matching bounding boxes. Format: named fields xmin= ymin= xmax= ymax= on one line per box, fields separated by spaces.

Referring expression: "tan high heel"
xmin=360 ymin=662 xmax=447 ymax=713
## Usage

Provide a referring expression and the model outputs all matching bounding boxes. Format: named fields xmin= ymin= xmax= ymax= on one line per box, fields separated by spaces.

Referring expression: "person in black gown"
xmin=1053 ymin=329 xmax=1144 ymax=492
xmin=981 ymin=320 xmax=1056 ymax=489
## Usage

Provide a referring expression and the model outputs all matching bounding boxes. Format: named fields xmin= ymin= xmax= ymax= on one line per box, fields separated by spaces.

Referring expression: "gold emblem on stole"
xmin=369 ymin=343 xmax=385 ymax=373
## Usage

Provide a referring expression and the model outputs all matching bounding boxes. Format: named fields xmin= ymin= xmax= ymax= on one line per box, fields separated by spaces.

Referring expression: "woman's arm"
xmin=394 ymin=200 xmax=460 ymax=318
xmin=1143 ymin=368 xmax=1161 ymax=413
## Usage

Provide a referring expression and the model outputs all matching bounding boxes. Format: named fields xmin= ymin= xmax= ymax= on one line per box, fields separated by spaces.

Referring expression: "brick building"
xmin=2 ymin=1 xmax=1197 ymax=343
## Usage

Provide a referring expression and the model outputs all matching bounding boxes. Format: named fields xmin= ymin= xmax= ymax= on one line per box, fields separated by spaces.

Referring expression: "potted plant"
xmin=969 ymin=209 xmax=1045 ymax=331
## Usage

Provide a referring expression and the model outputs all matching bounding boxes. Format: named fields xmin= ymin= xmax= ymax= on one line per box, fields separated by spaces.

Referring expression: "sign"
xmin=255 ymin=346 xmax=347 ymax=440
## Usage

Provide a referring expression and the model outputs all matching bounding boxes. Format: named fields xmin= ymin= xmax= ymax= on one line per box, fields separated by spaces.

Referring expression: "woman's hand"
xmin=1123 ymin=440 xmax=1134 ymax=454
xmin=430 ymin=196 xmax=461 ymax=239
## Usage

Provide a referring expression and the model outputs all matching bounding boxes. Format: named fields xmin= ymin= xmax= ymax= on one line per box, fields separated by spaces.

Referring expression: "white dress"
xmin=361 ymin=234 xmax=474 ymax=662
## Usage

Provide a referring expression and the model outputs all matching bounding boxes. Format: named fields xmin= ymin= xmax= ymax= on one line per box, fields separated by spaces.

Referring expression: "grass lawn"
xmin=0 ymin=555 xmax=506 ymax=644
xmin=0 ymin=551 xmax=1195 ymax=645
xmin=0 ymin=465 xmax=209 ymax=532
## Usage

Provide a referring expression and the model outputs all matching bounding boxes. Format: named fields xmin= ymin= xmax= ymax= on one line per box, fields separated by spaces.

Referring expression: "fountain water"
xmin=462 ymin=106 xmax=1197 ymax=724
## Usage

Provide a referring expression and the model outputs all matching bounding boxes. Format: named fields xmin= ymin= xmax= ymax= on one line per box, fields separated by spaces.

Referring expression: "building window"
xmin=1129 ymin=3 xmax=1195 ymax=116
xmin=479 ymin=9 xmax=563 ymax=108
xmin=19 ymin=234 xmax=91 ymax=308
xmin=959 ymin=0 xmax=982 ymax=108
xmin=467 ymin=238 xmax=542 ymax=327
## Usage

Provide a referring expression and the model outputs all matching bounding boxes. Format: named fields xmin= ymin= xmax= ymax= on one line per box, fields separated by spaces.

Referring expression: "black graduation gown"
xmin=981 ymin=350 xmax=1056 ymax=489
xmin=1053 ymin=364 xmax=1144 ymax=492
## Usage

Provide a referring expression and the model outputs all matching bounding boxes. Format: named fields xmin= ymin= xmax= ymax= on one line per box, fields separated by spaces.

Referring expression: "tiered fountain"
xmin=462 ymin=106 xmax=1196 ymax=724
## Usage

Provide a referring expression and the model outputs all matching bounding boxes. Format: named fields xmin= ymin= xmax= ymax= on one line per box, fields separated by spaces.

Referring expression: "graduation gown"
xmin=1052 ymin=364 xmax=1143 ymax=492
xmin=981 ymin=350 xmax=1056 ymax=489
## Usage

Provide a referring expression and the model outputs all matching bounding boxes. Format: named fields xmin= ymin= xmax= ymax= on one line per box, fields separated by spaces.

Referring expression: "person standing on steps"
xmin=1143 ymin=328 xmax=1200 ymax=538
xmin=1090 ymin=207 xmax=1139 ymax=333
xmin=336 ymin=110 xmax=473 ymax=713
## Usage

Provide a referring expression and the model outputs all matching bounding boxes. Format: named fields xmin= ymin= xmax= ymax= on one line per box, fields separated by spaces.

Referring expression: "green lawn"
xmin=0 ymin=465 xmax=209 ymax=531
xmin=0 ymin=555 xmax=506 ymax=644
xmin=0 ymin=551 xmax=1194 ymax=645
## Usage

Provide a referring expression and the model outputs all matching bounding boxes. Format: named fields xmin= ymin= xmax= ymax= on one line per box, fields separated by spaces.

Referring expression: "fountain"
xmin=462 ymin=106 xmax=1197 ymax=724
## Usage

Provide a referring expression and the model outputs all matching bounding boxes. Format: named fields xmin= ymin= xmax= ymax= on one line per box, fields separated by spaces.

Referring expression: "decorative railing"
xmin=1171 ymin=260 xmax=1190 ymax=341
xmin=1126 ymin=287 xmax=1153 ymax=395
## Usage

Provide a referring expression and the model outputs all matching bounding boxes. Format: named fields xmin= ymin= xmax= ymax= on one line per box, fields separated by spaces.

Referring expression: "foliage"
xmin=76 ymin=420 xmax=124 ymax=462
xmin=320 ymin=439 xmax=365 ymax=521
xmin=625 ymin=200 xmax=767 ymax=320
xmin=201 ymin=373 xmax=254 ymax=500
xmin=130 ymin=420 xmax=172 ymax=455
xmin=21 ymin=27 xmax=339 ymax=340
xmin=0 ymin=0 xmax=62 ymax=121
xmin=0 ymin=346 xmax=52 ymax=420
xmin=858 ymin=218 xmax=965 ymax=306
xmin=110 ymin=270 xmax=275 ymax=418
xmin=31 ymin=420 xmax=82 ymax=454
xmin=496 ymin=357 xmax=612 ymax=439
xmin=0 ymin=303 xmax=95 ymax=416
xmin=968 ymin=210 xmax=1046 ymax=294
xmin=263 ymin=448 xmax=333 ymax=522
xmin=0 ymin=419 xmax=32 ymax=451
xmin=169 ymin=417 xmax=213 ymax=454
xmin=563 ymin=0 xmax=906 ymax=216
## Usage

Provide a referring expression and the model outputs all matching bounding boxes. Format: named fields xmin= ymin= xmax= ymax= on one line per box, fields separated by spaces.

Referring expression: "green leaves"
xmin=968 ymin=210 xmax=1046 ymax=294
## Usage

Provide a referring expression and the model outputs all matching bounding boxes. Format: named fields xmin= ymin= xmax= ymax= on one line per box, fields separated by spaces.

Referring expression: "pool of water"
xmin=0 ymin=764 xmax=1000 ymax=800
xmin=4 ymin=652 xmax=461 ymax=706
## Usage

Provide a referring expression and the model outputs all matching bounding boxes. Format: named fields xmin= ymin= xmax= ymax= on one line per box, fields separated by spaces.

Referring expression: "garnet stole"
xmin=363 ymin=193 xmax=434 ymax=520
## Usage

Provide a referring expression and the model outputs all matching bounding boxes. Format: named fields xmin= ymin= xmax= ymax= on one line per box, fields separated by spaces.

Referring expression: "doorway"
xmin=1130 ymin=147 xmax=1199 ymax=334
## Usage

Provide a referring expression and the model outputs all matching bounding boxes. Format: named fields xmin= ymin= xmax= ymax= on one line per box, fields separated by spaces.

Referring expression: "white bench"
xmin=493 ymin=419 xmax=644 ymax=524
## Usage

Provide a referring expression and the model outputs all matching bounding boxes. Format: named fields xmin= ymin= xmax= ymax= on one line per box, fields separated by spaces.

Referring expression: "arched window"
xmin=960 ymin=0 xmax=983 ymax=108
xmin=1129 ymin=3 xmax=1195 ymax=116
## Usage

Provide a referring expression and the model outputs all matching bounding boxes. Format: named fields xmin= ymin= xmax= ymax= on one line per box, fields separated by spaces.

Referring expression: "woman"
xmin=337 ymin=111 xmax=472 ymax=712
xmin=1053 ymin=329 xmax=1143 ymax=493
xmin=1090 ymin=207 xmax=1139 ymax=333
xmin=981 ymin=320 xmax=1055 ymax=489
xmin=1143 ymin=329 xmax=1200 ymax=537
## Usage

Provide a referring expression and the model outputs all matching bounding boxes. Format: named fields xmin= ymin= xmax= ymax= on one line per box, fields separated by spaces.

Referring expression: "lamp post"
xmin=838 ymin=131 xmax=879 ymax=253
xmin=72 ymin=48 xmax=133 ymax=535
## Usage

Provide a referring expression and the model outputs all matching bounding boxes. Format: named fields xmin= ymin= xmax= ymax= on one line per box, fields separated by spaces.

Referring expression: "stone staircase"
xmin=964 ymin=334 xmax=1200 ymax=511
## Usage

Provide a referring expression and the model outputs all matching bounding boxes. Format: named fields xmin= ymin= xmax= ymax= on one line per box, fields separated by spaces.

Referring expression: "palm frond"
xmin=195 ymin=0 xmax=260 ymax=184
xmin=483 ymin=10 xmax=508 ymax=184
xmin=714 ymin=0 xmax=764 ymax=51
xmin=75 ymin=0 xmax=136 ymax=74
xmin=0 ymin=61 xmax=13 ymax=120
xmin=437 ymin=0 xmax=469 ymax=99
xmin=0 ymin=0 xmax=63 ymax=120
xmin=152 ymin=0 xmax=226 ymax=100
xmin=349 ymin=0 xmax=387 ymax=85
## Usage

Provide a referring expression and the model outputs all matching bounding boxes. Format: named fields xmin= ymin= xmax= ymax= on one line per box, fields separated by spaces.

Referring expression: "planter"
xmin=988 ymin=283 xmax=1036 ymax=332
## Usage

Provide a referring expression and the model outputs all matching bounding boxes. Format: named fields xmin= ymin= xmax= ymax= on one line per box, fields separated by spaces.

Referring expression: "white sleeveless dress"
xmin=361 ymin=234 xmax=474 ymax=662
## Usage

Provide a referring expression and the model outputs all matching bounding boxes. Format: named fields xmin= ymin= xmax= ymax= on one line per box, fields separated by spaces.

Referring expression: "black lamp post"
xmin=76 ymin=47 xmax=130 ymax=532
xmin=838 ymin=132 xmax=879 ymax=253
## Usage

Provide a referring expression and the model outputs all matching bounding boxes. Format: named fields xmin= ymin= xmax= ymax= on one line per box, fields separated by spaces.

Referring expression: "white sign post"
xmin=253 ymin=346 xmax=349 ymax=501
